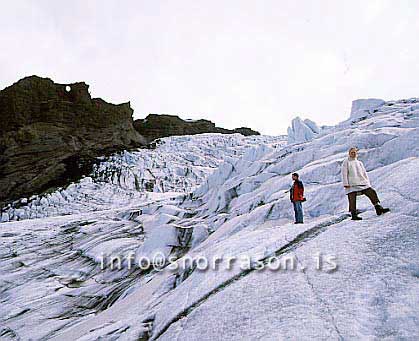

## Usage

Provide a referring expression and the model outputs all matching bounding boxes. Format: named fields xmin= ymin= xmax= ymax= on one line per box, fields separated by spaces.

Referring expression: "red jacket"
xmin=290 ymin=180 xmax=304 ymax=202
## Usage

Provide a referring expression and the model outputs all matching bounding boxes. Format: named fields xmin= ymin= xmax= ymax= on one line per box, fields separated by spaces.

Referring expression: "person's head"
xmin=292 ymin=172 xmax=299 ymax=181
xmin=348 ymin=147 xmax=358 ymax=159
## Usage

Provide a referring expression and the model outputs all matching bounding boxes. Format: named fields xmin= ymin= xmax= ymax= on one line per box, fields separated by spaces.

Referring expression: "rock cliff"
xmin=133 ymin=114 xmax=259 ymax=143
xmin=0 ymin=76 xmax=146 ymax=207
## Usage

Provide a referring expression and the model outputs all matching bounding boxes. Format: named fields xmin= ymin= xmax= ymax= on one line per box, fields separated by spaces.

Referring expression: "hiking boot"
xmin=375 ymin=204 xmax=390 ymax=215
xmin=351 ymin=211 xmax=362 ymax=220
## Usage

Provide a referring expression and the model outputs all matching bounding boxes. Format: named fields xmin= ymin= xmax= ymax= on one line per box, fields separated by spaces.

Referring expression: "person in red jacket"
xmin=290 ymin=173 xmax=305 ymax=224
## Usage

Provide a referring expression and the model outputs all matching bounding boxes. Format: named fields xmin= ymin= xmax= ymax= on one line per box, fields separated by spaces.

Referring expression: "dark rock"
xmin=232 ymin=127 xmax=261 ymax=136
xmin=0 ymin=76 xmax=146 ymax=207
xmin=133 ymin=114 xmax=260 ymax=143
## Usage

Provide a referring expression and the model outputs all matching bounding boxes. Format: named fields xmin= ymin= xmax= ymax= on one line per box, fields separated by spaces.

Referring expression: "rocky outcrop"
xmin=133 ymin=114 xmax=259 ymax=143
xmin=0 ymin=76 xmax=146 ymax=207
xmin=287 ymin=116 xmax=320 ymax=144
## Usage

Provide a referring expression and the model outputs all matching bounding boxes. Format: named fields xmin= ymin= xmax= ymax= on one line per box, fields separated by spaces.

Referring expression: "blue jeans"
xmin=292 ymin=201 xmax=304 ymax=223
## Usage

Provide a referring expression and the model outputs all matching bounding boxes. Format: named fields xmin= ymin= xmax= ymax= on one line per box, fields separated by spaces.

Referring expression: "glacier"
xmin=0 ymin=98 xmax=418 ymax=340
xmin=350 ymin=99 xmax=386 ymax=121
xmin=1 ymin=134 xmax=284 ymax=222
xmin=287 ymin=116 xmax=321 ymax=144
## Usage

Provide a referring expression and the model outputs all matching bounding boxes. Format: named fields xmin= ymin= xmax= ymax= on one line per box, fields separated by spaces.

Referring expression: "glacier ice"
xmin=0 ymin=98 xmax=418 ymax=340
xmin=350 ymin=98 xmax=385 ymax=120
xmin=287 ymin=116 xmax=321 ymax=144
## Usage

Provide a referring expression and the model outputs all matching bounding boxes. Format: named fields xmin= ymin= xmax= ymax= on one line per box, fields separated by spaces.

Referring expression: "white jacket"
xmin=341 ymin=157 xmax=371 ymax=187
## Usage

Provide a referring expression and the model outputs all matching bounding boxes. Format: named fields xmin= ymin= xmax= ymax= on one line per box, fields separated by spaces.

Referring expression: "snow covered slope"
xmin=1 ymin=98 xmax=418 ymax=340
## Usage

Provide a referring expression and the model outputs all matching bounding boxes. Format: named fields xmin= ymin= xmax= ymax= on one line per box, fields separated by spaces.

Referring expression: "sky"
xmin=1 ymin=0 xmax=419 ymax=135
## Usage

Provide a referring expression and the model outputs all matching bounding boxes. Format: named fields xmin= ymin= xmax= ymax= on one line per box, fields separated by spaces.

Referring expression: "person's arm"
xmin=359 ymin=161 xmax=370 ymax=182
xmin=342 ymin=159 xmax=349 ymax=187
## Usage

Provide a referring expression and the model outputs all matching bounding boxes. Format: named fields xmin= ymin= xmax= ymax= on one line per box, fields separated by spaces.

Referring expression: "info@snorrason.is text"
xmin=98 ymin=252 xmax=338 ymax=273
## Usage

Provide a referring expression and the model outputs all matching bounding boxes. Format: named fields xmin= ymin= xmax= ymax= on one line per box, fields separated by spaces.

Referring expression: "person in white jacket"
xmin=342 ymin=147 xmax=390 ymax=220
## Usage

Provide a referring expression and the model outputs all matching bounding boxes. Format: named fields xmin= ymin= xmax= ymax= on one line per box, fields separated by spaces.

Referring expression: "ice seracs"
xmin=287 ymin=116 xmax=321 ymax=144
xmin=0 ymin=134 xmax=285 ymax=222
xmin=350 ymin=98 xmax=385 ymax=120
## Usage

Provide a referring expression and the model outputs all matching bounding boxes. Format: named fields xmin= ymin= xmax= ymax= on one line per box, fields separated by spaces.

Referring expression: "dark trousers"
xmin=293 ymin=201 xmax=304 ymax=223
xmin=347 ymin=187 xmax=380 ymax=213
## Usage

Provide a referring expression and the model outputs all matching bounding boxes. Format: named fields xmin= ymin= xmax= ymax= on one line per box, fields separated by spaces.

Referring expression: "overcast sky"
xmin=1 ymin=1 xmax=419 ymax=135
